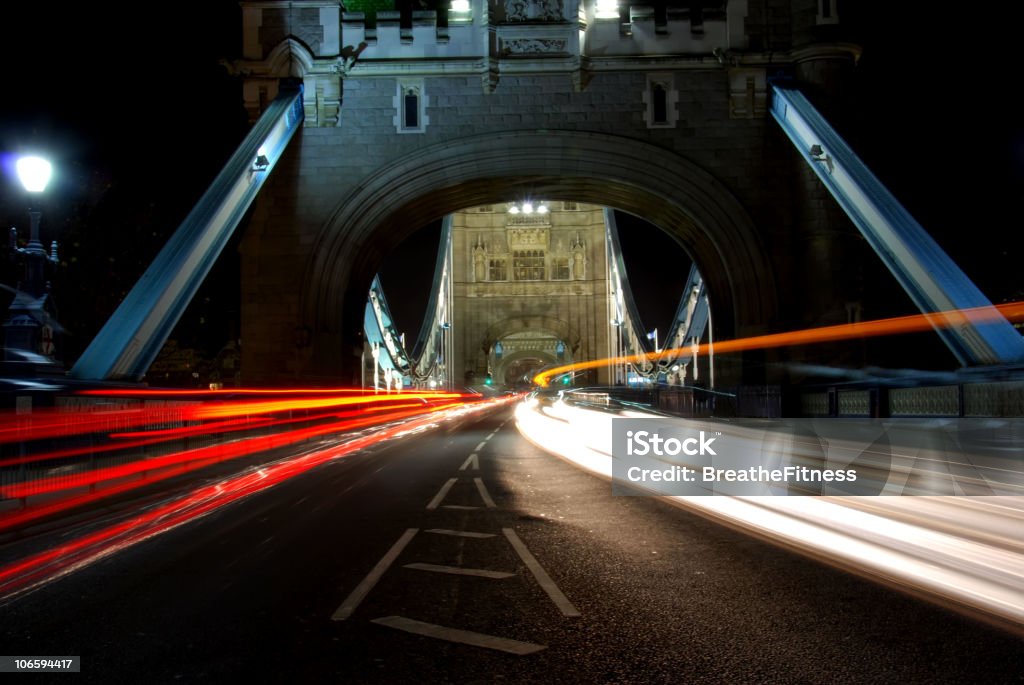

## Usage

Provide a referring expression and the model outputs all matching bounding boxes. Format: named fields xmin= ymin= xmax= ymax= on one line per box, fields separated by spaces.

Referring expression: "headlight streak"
xmin=514 ymin=399 xmax=1024 ymax=631
xmin=0 ymin=396 xmax=511 ymax=602
xmin=533 ymin=300 xmax=1024 ymax=386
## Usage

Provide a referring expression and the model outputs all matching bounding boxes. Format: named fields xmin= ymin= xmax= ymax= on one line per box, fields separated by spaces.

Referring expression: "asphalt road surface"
xmin=1 ymin=406 xmax=1021 ymax=683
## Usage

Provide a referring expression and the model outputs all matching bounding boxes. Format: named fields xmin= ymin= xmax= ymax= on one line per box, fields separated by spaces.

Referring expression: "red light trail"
xmin=0 ymin=388 xmax=486 ymax=534
xmin=0 ymin=395 xmax=514 ymax=599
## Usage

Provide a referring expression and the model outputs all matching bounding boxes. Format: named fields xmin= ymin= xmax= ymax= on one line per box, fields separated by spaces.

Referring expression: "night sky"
xmin=1 ymin=4 xmax=1021 ymax=373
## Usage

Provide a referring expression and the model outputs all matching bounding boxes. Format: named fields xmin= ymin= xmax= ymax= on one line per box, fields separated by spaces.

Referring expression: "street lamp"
xmin=4 ymin=155 xmax=61 ymax=370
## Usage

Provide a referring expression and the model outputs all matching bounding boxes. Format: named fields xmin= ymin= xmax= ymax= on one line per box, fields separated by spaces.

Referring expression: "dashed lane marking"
xmin=426 ymin=478 xmax=457 ymax=510
xmin=441 ymin=505 xmax=480 ymax=510
xmin=475 ymin=441 xmax=488 ymax=452
xmin=459 ymin=453 xmax=479 ymax=471
xmin=332 ymin=528 xmax=419 ymax=621
xmin=425 ymin=529 xmax=496 ymax=539
xmin=503 ymin=528 xmax=580 ymax=617
xmin=474 ymin=478 xmax=497 ymax=509
xmin=404 ymin=562 xmax=514 ymax=579
xmin=371 ymin=616 xmax=547 ymax=655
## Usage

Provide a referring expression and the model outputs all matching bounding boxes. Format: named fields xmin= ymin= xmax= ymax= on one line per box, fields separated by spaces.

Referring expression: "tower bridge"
xmin=3 ymin=5 xmax=1024 ymax=676
xmin=58 ymin=0 xmax=1024 ymax=404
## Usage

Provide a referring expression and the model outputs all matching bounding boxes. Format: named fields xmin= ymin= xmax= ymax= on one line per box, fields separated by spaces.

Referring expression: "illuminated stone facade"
xmin=451 ymin=202 xmax=611 ymax=387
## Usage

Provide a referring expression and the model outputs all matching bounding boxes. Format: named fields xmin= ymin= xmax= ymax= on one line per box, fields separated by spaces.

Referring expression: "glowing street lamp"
xmin=4 ymin=155 xmax=61 ymax=369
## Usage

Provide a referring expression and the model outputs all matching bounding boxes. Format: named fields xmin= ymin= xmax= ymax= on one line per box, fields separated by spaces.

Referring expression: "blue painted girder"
xmin=70 ymin=86 xmax=304 ymax=381
xmin=770 ymin=82 xmax=1024 ymax=366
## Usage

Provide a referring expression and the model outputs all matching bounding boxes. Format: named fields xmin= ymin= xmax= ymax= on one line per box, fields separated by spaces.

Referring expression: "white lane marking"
xmin=474 ymin=478 xmax=497 ymax=509
xmin=404 ymin=562 xmax=514 ymax=579
xmin=503 ymin=528 xmax=580 ymax=617
xmin=441 ymin=505 xmax=480 ymax=510
xmin=475 ymin=441 xmax=488 ymax=452
xmin=459 ymin=453 xmax=479 ymax=471
xmin=372 ymin=616 xmax=547 ymax=655
xmin=426 ymin=529 xmax=496 ymax=539
xmin=426 ymin=478 xmax=457 ymax=510
xmin=332 ymin=528 xmax=419 ymax=621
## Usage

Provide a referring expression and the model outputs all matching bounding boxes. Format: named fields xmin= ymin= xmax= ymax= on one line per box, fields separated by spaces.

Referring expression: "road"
xmin=1 ymin=406 xmax=1021 ymax=683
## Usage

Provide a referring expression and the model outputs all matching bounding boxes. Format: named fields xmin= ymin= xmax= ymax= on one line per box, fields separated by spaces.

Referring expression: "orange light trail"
xmin=533 ymin=301 xmax=1024 ymax=386
xmin=185 ymin=392 xmax=465 ymax=420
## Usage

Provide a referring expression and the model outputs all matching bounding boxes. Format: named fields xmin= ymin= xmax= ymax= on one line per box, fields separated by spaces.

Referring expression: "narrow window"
xmin=395 ymin=79 xmax=429 ymax=134
xmin=644 ymin=74 xmax=677 ymax=129
xmin=404 ymin=89 xmax=419 ymax=129
xmin=652 ymin=84 xmax=668 ymax=125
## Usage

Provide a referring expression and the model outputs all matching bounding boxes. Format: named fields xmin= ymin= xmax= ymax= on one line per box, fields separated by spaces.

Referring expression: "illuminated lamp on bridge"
xmin=3 ymin=155 xmax=62 ymax=373
xmin=507 ymin=202 xmax=548 ymax=215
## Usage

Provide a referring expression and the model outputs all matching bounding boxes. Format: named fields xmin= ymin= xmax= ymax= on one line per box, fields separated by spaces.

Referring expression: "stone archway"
xmin=499 ymin=350 xmax=557 ymax=389
xmin=481 ymin=316 xmax=580 ymax=357
xmin=302 ymin=130 xmax=777 ymax=380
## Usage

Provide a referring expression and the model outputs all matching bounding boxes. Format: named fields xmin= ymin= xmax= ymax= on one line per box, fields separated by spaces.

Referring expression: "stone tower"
xmin=451 ymin=202 xmax=611 ymax=388
xmin=230 ymin=1 xmax=861 ymax=385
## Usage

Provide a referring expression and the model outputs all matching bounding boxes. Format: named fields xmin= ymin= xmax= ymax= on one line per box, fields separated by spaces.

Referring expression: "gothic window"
xmin=652 ymin=84 xmax=668 ymax=125
xmin=394 ymin=79 xmax=429 ymax=133
xmin=562 ymin=201 xmax=578 ymax=211
xmin=489 ymin=258 xmax=508 ymax=281
xmin=644 ymin=75 xmax=678 ymax=129
xmin=816 ymin=0 xmax=838 ymax=24
xmin=551 ymin=257 xmax=570 ymax=280
xmin=513 ymin=250 xmax=545 ymax=280
xmin=403 ymin=88 xmax=419 ymax=129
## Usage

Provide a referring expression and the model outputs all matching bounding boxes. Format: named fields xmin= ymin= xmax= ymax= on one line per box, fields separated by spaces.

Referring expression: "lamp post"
xmin=4 ymin=155 xmax=60 ymax=369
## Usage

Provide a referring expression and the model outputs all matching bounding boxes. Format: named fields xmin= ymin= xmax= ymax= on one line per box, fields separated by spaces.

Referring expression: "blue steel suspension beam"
xmin=70 ymin=85 xmax=304 ymax=381
xmin=770 ymin=82 xmax=1024 ymax=366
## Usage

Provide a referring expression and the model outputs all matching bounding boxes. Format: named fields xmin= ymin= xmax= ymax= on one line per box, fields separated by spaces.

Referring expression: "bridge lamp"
xmin=5 ymin=155 xmax=61 ymax=367
xmin=507 ymin=201 xmax=548 ymax=215
xmin=17 ymin=156 xmax=52 ymax=193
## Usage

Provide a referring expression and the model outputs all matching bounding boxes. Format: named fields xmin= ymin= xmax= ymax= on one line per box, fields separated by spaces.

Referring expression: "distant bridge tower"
xmin=451 ymin=202 xmax=611 ymax=388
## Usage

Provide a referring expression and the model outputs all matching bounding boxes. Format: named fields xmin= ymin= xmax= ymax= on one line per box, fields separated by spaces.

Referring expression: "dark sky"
xmin=845 ymin=7 xmax=1024 ymax=305
xmin=1 ymin=3 xmax=1021 ymax=366
xmin=0 ymin=4 xmax=248 ymax=362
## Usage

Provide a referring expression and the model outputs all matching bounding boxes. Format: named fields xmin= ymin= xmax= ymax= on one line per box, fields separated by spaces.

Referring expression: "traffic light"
xmin=484 ymin=374 xmax=493 ymax=385
xmin=561 ymin=375 xmax=570 ymax=385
